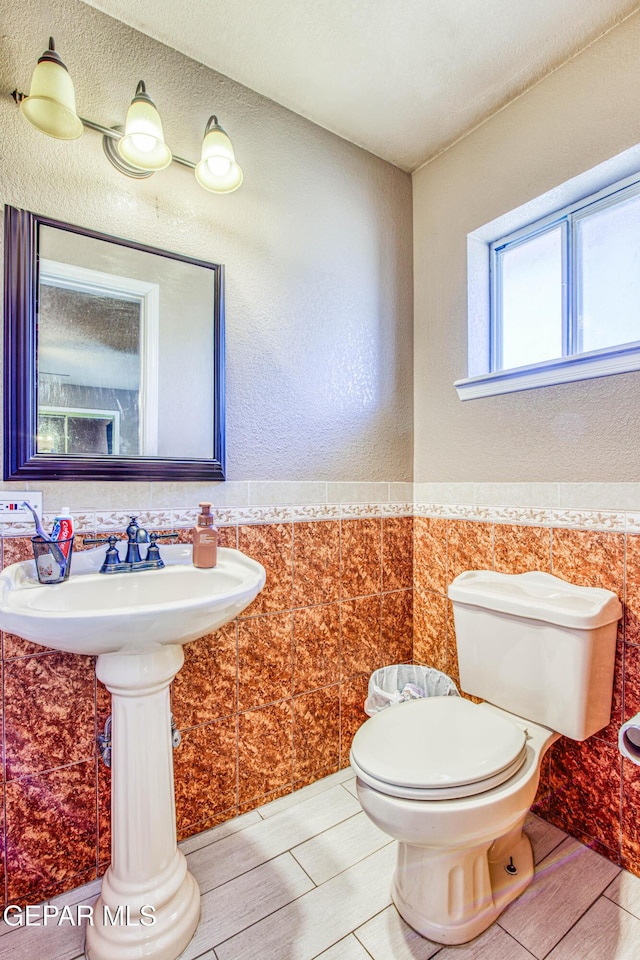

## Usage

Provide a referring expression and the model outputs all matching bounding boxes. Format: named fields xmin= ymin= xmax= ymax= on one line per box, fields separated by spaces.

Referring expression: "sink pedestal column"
xmin=85 ymin=645 xmax=200 ymax=960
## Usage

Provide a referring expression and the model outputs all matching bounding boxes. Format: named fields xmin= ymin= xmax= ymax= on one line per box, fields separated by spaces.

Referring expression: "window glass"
xmin=499 ymin=226 xmax=564 ymax=370
xmin=576 ymin=193 xmax=640 ymax=353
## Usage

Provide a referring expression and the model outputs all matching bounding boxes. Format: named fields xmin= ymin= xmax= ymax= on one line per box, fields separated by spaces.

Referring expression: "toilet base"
xmin=391 ymin=821 xmax=534 ymax=945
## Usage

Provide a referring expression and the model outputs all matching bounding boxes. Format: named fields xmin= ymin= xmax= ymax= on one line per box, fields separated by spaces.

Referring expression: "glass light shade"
xmin=20 ymin=39 xmax=83 ymax=140
xmin=195 ymin=117 xmax=243 ymax=194
xmin=117 ymin=82 xmax=172 ymax=172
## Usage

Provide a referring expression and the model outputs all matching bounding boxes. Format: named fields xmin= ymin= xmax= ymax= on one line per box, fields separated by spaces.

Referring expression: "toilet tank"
xmin=448 ymin=570 xmax=622 ymax=740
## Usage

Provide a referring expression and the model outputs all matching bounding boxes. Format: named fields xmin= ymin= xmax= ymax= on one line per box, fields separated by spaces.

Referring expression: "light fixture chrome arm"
xmin=80 ymin=117 xmax=196 ymax=169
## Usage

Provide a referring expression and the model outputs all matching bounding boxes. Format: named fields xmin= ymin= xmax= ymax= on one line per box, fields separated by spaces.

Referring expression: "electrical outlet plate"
xmin=0 ymin=491 xmax=43 ymax=522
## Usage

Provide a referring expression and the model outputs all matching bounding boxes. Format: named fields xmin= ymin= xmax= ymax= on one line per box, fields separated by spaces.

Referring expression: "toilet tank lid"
xmin=448 ymin=570 xmax=622 ymax=629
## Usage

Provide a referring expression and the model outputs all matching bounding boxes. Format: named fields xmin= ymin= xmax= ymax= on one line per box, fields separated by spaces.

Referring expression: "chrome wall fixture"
xmin=97 ymin=715 xmax=112 ymax=768
xmin=12 ymin=38 xmax=244 ymax=194
xmin=97 ymin=713 xmax=182 ymax=768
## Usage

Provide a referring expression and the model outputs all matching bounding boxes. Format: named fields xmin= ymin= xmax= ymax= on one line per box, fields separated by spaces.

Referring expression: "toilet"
xmin=350 ymin=570 xmax=622 ymax=945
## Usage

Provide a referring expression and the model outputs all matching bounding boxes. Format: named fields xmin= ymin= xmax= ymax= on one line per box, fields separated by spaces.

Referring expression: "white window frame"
xmin=457 ymin=144 xmax=640 ymax=401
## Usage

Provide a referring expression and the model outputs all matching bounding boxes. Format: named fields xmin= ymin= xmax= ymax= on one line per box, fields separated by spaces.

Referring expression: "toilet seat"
xmin=350 ymin=697 xmax=528 ymax=801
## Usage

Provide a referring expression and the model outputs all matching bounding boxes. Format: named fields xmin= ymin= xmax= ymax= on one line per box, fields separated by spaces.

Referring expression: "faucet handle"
xmin=84 ymin=535 xmax=123 ymax=573
xmin=144 ymin=531 xmax=178 ymax=567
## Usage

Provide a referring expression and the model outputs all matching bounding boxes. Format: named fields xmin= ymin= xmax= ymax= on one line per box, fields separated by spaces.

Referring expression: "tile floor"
xmin=2 ymin=766 xmax=640 ymax=959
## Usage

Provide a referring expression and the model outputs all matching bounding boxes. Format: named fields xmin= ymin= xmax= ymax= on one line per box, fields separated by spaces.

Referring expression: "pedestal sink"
xmin=0 ymin=543 xmax=266 ymax=960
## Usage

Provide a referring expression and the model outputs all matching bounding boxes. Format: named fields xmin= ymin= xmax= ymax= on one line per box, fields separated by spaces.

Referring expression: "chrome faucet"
xmin=86 ymin=517 xmax=177 ymax=574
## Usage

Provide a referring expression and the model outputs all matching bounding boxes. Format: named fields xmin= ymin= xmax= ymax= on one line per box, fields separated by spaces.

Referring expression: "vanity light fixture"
xmin=195 ymin=115 xmax=243 ymax=193
xmin=13 ymin=38 xmax=243 ymax=194
xmin=18 ymin=37 xmax=83 ymax=141
xmin=118 ymin=81 xmax=172 ymax=172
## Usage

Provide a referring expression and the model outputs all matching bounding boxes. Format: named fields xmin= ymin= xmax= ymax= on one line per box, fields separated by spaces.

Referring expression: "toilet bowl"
xmin=351 ymin=697 xmax=557 ymax=944
xmin=350 ymin=570 xmax=622 ymax=945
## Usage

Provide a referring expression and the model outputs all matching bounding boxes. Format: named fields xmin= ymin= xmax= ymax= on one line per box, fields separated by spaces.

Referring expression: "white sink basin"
xmin=0 ymin=544 xmax=266 ymax=655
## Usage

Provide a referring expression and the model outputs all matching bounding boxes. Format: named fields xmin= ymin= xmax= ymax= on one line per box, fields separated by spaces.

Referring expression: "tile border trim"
xmin=1 ymin=502 xmax=639 ymax=535
xmin=414 ymin=502 xmax=633 ymax=532
xmin=0 ymin=502 xmax=415 ymax=536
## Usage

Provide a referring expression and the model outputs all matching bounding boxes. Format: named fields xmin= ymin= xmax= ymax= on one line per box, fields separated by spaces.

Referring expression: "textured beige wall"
xmin=413 ymin=9 xmax=640 ymax=482
xmin=0 ymin=0 xmax=413 ymax=485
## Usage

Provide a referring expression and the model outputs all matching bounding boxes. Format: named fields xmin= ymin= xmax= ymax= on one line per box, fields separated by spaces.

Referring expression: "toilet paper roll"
xmin=619 ymin=712 xmax=640 ymax=765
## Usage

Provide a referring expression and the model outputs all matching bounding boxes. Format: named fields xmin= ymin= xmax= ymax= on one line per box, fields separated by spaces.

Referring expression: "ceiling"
xmin=81 ymin=0 xmax=639 ymax=171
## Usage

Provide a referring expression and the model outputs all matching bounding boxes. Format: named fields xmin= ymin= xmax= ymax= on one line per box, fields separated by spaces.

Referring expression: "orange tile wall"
xmin=0 ymin=516 xmax=413 ymax=907
xmin=3 ymin=512 xmax=637 ymax=909
xmin=413 ymin=516 xmax=640 ymax=879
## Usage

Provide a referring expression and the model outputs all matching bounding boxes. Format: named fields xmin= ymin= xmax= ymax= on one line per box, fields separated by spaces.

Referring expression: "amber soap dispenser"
xmin=192 ymin=502 xmax=218 ymax=568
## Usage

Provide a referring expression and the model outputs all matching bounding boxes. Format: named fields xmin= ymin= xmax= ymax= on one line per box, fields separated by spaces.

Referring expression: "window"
xmin=494 ymin=223 xmax=565 ymax=371
xmin=457 ymin=154 xmax=640 ymax=400
xmin=38 ymin=407 xmax=121 ymax=455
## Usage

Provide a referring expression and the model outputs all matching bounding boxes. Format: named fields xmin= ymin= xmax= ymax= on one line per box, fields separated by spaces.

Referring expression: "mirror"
xmin=4 ymin=206 xmax=225 ymax=480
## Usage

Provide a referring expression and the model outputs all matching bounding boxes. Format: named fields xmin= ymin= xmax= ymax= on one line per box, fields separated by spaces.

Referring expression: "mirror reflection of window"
xmin=38 ymin=409 xmax=120 ymax=455
xmin=38 ymin=281 xmax=143 ymax=456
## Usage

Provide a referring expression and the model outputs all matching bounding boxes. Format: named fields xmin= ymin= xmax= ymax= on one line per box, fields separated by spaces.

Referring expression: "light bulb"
xmin=130 ymin=132 xmax=157 ymax=154
xmin=206 ymin=156 xmax=232 ymax=176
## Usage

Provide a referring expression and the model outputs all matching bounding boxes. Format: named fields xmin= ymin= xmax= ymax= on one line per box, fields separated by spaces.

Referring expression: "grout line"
xmin=498 ymin=855 xmax=623 ymax=958
xmin=257 ymin=774 xmax=355 ymax=819
xmin=194 ymin=847 xmax=310 ymax=900
xmin=288 ymin=849 xmax=318 ymax=888
xmin=287 ymin=809 xmax=363 ymax=850
xmin=206 ymin=862 xmax=355 ymax=954
xmin=531 ymin=833 xmax=570 ymax=869
xmin=179 ymin=810 xmax=261 ymax=853
xmin=601 ymin=893 xmax=640 ymax=923
xmin=494 ymin=927 xmax=538 ymax=959
xmin=288 ymin=836 xmax=396 ymax=891
xmin=4 ymin=753 xmax=97 ymax=784
xmin=315 ymin=933 xmax=380 ymax=960
xmin=523 ymin=887 xmax=599 ymax=960
xmin=189 ymin=854 xmax=318 ymax=952
xmin=210 ymin=832 xmax=395 ymax=956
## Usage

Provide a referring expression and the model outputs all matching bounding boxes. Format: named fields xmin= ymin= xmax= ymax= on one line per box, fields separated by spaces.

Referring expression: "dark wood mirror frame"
xmin=3 ymin=205 xmax=225 ymax=481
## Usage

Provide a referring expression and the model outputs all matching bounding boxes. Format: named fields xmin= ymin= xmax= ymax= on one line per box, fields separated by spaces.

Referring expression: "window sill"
xmin=454 ymin=342 xmax=640 ymax=400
